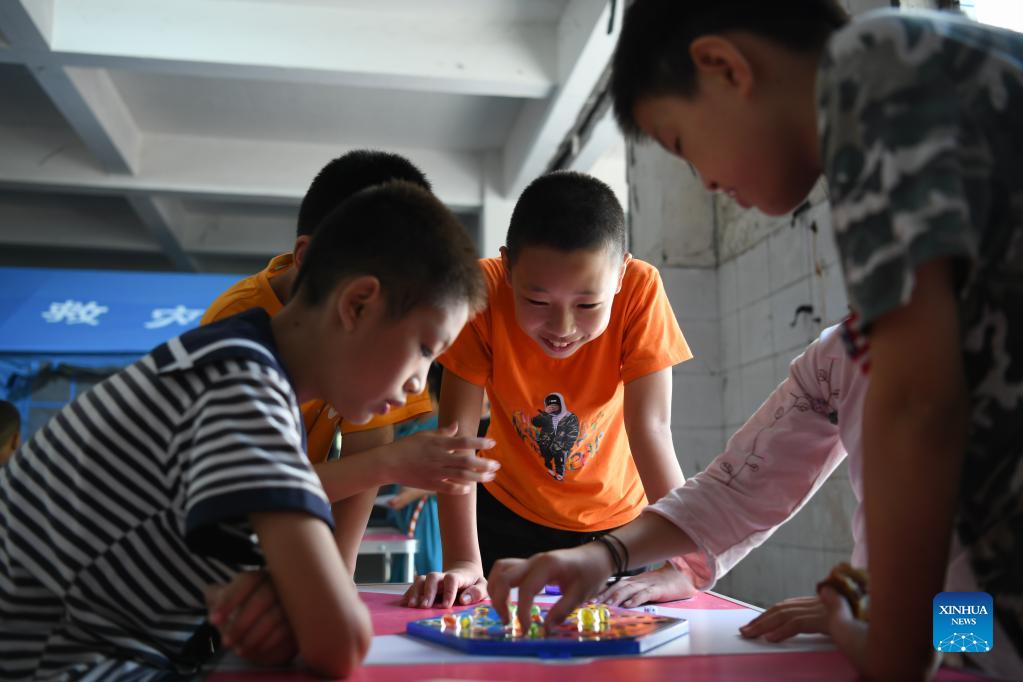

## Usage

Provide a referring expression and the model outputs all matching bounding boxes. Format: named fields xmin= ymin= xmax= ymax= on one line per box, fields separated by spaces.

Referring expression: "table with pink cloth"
xmin=209 ymin=584 xmax=984 ymax=681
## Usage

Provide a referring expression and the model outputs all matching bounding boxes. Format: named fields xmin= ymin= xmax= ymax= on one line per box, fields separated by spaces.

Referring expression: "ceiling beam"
xmin=1 ymin=0 xmax=141 ymax=174
xmin=500 ymin=0 xmax=620 ymax=196
xmin=125 ymin=195 xmax=198 ymax=272
xmin=45 ymin=0 xmax=555 ymax=99
xmin=0 ymin=127 xmax=486 ymax=212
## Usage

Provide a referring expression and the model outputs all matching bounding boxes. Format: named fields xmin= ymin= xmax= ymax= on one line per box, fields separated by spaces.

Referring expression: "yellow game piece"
xmin=579 ymin=605 xmax=596 ymax=630
xmin=459 ymin=615 xmax=473 ymax=634
xmin=597 ymin=604 xmax=611 ymax=623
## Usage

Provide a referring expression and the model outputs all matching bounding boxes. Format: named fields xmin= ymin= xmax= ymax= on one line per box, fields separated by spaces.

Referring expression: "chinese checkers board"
xmin=406 ymin=603 xmax=688 ymax=658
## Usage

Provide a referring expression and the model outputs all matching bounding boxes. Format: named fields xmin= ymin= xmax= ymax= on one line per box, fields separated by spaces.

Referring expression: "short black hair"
xmin=505 ymin=171 xmax=625 ymax=264
xmin=296 ymin=150 xmax=431 ymax=237
xmin=292 ymin=181 xmax=486 ymax=318
xmin=0 ymin=400 xmax=20 ymax=444
xmin=611 ymin=0 xmax=848 ymax=138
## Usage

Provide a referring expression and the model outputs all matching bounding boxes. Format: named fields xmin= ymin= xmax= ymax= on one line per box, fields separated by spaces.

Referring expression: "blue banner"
xmin=0 ymin=267 xmax=240 ymax=353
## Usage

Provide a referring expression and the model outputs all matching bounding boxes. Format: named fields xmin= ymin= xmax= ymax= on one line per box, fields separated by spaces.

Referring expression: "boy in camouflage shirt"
xmin=609 ymin=2 xmax=1018 ymax=678
xmin=604 ymin=1 xmax=1021 ymax=679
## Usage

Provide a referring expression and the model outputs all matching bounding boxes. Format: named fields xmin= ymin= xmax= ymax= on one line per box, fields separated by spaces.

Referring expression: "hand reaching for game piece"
xmin=383 ymin=423 xmax=499 ymax=495
xmin=205 ymin=570 xmax=297 ymax=666
xmin=401 ymin=561 xmax=489 ymax=609
xmin=488 ymin=543 xmax=615 ymax=634
xmin=597 ymin=562 xmax=696 ymax=608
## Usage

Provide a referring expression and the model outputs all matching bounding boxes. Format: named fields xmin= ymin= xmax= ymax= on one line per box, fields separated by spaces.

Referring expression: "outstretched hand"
xmin=740 ymin=595 xmax=830 ymax=642
xmin=401 ymin=561 xmax=489 ymax=609
xmin=384 ymin=423 xmax=499 ymax=494
xmin=596 ymin=562 xmax=695 ymax=608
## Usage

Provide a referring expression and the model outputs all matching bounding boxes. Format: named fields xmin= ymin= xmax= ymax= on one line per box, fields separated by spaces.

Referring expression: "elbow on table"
xmin=302 ymin=604 xmax=373 ymax=678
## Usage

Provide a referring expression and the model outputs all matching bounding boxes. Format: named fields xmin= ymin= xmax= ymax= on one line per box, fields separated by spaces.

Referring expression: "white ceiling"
xmin=0 ymin=0 xmax=623 ymax=273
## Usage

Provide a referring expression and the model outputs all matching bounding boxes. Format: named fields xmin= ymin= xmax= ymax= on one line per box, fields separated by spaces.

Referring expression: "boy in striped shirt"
xmin=0 ymin=182 xmax=486 ymax=680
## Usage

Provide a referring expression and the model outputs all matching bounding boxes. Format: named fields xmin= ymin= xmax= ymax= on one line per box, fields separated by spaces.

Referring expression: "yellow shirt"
xmin=440 ymin=258 xmax=691 ymax=531
xmin=201 ymin=253 xmax=432 ymax=463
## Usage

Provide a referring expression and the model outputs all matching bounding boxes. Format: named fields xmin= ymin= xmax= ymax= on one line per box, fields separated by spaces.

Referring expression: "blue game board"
xmin=406 ymin=603 xmax=688 ymax=658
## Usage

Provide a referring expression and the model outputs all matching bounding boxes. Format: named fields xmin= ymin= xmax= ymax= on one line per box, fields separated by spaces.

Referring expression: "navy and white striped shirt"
xmin=0 ymin=309 xmax=333 ymax=680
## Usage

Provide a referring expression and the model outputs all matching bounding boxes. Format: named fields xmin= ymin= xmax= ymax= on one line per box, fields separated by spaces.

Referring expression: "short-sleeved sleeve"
xmin=438 ymin=261 xmax=497 ymax=387
xmin=818 ymin=14 xmax=980 ymax=332
xmin=620 ymin=262 xmax=691 ymax=384
xmin=182 ymin=363 xmax=333 ymax=560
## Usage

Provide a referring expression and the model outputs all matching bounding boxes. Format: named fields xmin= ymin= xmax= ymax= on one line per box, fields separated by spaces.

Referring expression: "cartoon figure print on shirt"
xmin=510 ymin=392 xmax=604 ymax=482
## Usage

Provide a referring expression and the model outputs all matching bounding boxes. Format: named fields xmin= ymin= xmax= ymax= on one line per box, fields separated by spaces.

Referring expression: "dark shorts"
xmin=476 ymin=484 xmax=639 ymax=577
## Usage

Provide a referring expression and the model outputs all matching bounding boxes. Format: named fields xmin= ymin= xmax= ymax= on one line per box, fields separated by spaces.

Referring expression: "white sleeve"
xmin=649 ymin=328 xmax=848 ymax=590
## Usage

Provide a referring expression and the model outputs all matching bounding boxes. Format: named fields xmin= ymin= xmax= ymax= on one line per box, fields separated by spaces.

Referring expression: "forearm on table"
xmin=331 ymin=490 xmax=378 ymax=573
xmin=437 ymin=484 xmax=483 ymax=570
xmin=862 ymin=379 xmax=966 ymax=677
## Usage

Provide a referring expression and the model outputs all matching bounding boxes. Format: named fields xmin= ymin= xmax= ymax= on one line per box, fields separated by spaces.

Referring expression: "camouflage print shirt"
xmin=818 ymin=9 xmax=1023 ymax=664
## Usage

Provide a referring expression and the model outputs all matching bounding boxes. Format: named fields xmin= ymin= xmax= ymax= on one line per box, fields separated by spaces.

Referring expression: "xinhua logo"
xmin=933 ymin=592 xmax=993 ymax=653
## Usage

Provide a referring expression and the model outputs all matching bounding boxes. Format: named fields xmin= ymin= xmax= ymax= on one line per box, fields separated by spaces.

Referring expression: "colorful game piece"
xmin=407 ymin=602 xmax=689 ymax=658
xmin=578 ymin=605 xmax=596 ymax=631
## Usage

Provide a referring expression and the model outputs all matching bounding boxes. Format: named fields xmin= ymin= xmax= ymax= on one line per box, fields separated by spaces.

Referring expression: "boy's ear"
xmin=615 ymin=252 xmax=632 ymax=295
xmin=336 ymin=275 xmax=382 ymax=331
xmin=292 ymin=235 xmax=313 ymax=268
xmin=689 ymin=35 xmax=754 ymax=97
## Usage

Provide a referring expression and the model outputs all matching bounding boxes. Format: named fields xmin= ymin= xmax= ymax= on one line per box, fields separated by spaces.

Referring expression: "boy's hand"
xmin=384 ymin=423 xmax=499 ymax=494
xmin=206 ymin=570 xmax=297 ymax=666
xmin=488 ymin=543 xmax=614 ymax=634
xmin=596 ymin=563 xmax=695 ymax=608
xmin=387 ymin=486 xmax=431 ymax=511
xmin=739 ymin=595 xmax=829 ymax=642
xmin=400 ymin=561 xmax=488 ymax=608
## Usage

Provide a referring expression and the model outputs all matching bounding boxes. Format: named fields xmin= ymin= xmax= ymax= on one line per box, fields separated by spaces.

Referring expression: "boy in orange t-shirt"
xmin=403 ymin=171 xmax=694 ymax=610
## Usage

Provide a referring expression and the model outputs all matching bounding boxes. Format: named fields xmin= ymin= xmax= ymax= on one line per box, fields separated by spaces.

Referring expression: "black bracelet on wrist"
xmin=594 ymin=535 xmax=623 ymax=584
xmin=604 ymin=532 xmax=630 ymax=575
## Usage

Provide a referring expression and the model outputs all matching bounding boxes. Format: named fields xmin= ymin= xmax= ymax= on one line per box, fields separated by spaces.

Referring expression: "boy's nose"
xmin=550 ymin=310 xmax=575 ymax=336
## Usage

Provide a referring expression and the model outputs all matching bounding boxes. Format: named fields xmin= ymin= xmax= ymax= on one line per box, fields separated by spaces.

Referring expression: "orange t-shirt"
xmin=440 ymin=257 xmax=691 ymax=532
xmin=201 ymin=253 xmax=432 ymax=463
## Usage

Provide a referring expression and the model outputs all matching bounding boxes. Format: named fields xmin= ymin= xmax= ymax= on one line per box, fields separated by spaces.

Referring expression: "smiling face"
xmin=319 ymin=284 xmax=469 ymax=425
xmin=503 ymin=245 xmax=627 ymax=360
